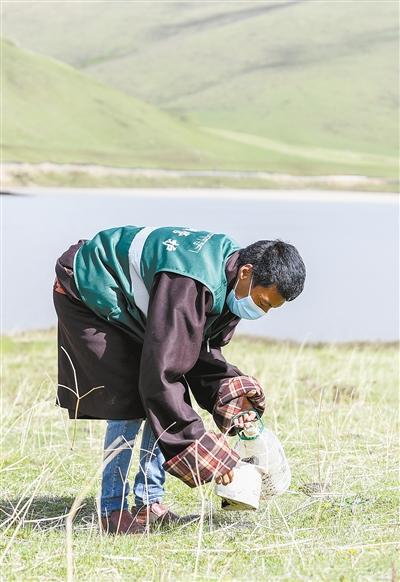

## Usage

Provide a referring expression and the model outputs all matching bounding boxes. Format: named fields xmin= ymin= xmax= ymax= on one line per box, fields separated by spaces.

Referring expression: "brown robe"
xmin=54 ymin=243 xmax=243 ymax=460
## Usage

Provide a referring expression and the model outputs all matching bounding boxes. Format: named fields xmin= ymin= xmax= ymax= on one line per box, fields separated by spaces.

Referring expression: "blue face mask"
xmin=226 ymin=275 xmax=266 ymax=320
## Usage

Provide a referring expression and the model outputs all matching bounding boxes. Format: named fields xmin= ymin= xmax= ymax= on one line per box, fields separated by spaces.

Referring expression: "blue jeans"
xmin=100 ymin=419 xmax=166 ymax=517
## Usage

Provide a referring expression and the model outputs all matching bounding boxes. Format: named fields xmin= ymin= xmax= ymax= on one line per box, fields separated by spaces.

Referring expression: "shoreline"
xmin=2 ymin=162 xmax=398 ymax=196
xmin=3 ymin=185 xmax=398 ymax=204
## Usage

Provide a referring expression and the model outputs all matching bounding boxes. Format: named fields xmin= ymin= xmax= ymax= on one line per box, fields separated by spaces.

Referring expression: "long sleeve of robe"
xmin=138 ymin=269 xmax=243 ymax=460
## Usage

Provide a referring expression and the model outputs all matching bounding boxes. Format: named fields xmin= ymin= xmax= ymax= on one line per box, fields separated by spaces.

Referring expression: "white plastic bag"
xmin=235 ymin=427 xmax=291 ymax=499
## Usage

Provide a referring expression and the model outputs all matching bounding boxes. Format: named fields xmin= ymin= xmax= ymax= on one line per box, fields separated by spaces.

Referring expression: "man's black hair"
xmin=238 ymin=240 xmax=306 ymax=301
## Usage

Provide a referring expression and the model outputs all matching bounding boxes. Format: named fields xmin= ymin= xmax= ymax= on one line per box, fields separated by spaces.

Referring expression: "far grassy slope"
xmin=1 ymin=38 xmax=272 ymax=170
xmin=3 ymin=1 xmax=398 ymax=178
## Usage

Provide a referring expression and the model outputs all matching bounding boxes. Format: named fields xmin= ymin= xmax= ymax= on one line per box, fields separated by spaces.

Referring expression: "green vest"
xmin=73 ymin=226 xmax=240 ymax=334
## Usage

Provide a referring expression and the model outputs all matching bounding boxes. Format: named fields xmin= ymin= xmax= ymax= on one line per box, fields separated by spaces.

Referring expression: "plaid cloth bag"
xmin=213 ymin=375 xmax=266 ymax=435
xmin=163 ymin=375 xmax=265 ymax=488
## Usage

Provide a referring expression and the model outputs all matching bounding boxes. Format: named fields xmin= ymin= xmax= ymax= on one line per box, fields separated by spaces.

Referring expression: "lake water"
xmin=1 ymin=188 xmax=398 ymax=342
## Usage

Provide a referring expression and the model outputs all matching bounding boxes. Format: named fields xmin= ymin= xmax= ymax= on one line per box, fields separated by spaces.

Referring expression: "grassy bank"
xmin=1 ymin=330 xmax=398 ymax=581
xmin=5 ymin=176 xmax=397 ymax=193
xmin=3 ymin=165 xmax=397 ymax=193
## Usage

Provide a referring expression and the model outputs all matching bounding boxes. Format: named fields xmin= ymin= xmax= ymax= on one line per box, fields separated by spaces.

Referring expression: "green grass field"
xmin=1 ymin=330 xmax=398 ymax=581
xmin=3 ymin=2 xmax=399 ymax=179
xmin=3 ymin=39 xmax=275 ymax=172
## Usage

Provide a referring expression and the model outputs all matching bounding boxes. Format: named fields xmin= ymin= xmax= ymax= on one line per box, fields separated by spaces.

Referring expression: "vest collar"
xmin=225 ymin=250 xmax=240 ymax=291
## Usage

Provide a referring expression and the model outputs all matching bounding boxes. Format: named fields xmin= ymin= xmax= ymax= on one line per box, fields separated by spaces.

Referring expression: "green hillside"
xmin=2 ymin=1 xmax=398 ymax=178
xmin=2 ymin=38 xmax=272 ymax=170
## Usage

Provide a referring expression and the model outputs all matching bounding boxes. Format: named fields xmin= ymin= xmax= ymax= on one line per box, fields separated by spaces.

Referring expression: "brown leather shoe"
xmin=101 ymin=509 xmax=145 ymax=535
xmin=131 ymin=502 xmax=199 ymax=529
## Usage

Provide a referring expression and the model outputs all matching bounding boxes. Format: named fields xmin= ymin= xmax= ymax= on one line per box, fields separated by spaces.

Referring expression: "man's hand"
xmin=216 ymin=469 xmax=234 ymax=485
xmin=232 ymin=389 xmax=258 ymax=430
xmin=216 ymin=389 xmax=259 ymax=486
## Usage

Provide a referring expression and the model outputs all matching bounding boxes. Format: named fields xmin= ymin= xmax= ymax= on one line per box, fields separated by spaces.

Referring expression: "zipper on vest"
xmin=205 ymin=329 xmax=221 ymax=352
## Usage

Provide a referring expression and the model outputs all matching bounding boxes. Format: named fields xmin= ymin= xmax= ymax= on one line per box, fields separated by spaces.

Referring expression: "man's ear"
xmin=239 ymin=264 xmax=253 ymax=281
